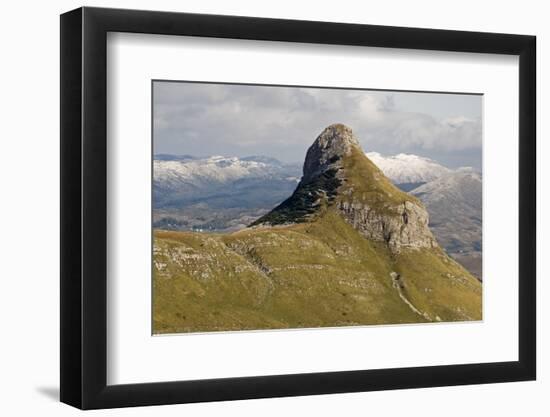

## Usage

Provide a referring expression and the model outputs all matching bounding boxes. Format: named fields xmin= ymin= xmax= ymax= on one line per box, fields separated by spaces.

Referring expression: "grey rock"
xmin=302 ymin=123 xmax=358 ymax=182
xmin=337 ymin=200 xmax=437 ymax=253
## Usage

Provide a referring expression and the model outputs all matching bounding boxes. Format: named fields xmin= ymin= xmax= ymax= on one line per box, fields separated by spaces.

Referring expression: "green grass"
xmin=337 ymin=146 xmax=420 ymax=213
xmin=153 ymin=210 xmax=481 ymax=333
xmin=393 ymin=247 xmax=482 ymax=321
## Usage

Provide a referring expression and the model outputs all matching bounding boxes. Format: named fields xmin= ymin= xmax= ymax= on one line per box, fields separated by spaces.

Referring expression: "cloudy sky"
xmin=153 ymin=81 xmax=482 ymax=169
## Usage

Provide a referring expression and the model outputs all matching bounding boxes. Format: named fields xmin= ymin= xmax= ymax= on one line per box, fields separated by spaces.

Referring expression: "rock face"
xmin=251 ymin=123 xmax=438 ymax=253
xmin=337 ymin=200 xmax=437 ymax=252
xmin=249 ymin=124 xmax=347 ymax=226
xmin=302 ymin=123 xmax=357 ymax=182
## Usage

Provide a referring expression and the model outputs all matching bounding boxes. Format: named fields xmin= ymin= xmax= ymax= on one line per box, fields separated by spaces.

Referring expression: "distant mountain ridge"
xmin=411 ymin=170 xmax=482 ymax=278
xmin=365 ymin=152 xmax=452 ymax=189
xmin=154 ymin=155 xmax=301 ymax=205
xmin=154 ymin=155 xmax=299 ymax=189
xmin=153 ymin=154 xmax=301 ymax=232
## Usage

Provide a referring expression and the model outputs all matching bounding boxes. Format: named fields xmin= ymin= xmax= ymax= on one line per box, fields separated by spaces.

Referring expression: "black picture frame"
xmin=60 ymin=6 xmax=536 ymax=410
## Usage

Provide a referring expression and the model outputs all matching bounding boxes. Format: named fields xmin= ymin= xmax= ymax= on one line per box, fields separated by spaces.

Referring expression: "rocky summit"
xmin=153 ymin=124 xmax=482 ymax=334
xmin=252 ymin=124 xmax=437 ymax=253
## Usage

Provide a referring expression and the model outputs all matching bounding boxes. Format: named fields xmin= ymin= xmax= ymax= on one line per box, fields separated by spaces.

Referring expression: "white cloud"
xmin=153 ymin=82 xmax=482 ymax=168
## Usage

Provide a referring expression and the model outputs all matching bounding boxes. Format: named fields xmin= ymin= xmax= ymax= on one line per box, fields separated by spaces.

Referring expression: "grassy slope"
xmin=338 ymin=146 xmax=420 ymax=210
xmin=153 ymin=210 xmax=481 ymax=334
xmin=338 ymin=148 xmax=482 ymax=320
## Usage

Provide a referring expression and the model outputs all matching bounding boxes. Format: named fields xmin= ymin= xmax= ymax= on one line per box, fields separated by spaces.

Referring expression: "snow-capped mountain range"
xmin=412 ymin=169 xmax=482 ymax=211
xmin=366 ymin=152 xmax=452 ymax=185
xmin=153 ymin=155 xmax=302 ymax=231
xmin=153 ymin=155 xmax=301 ymax=209
xmin=154 ymin=152 xmax=468 ymax=193
xmin=154 ymin=155 xmax=299 ymax=189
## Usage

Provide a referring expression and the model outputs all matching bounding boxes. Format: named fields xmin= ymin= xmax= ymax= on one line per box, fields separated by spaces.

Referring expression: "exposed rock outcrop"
xmin=251 ymin=123 xmax=438 ymax=253
xmin=302 ymin=123 xmax=357 ymax=182
xmin=337 ymin=200 xmax=437 ymax=252
xmin=249 ymin=124 xmax=349 ymax=226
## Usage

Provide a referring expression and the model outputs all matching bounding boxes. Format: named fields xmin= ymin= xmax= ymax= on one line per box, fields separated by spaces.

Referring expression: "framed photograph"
xmin=60 ymin=7 xmax=536 ymax=409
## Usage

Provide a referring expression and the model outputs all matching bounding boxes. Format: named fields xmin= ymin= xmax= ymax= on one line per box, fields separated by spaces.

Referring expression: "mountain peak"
xmin=250 ymin=124 xmax=437 ymax=253
xmin=317 ymin=123 xmax=357 ymax=145
xmin=303 ymin=124 xmax=360 ymax=182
